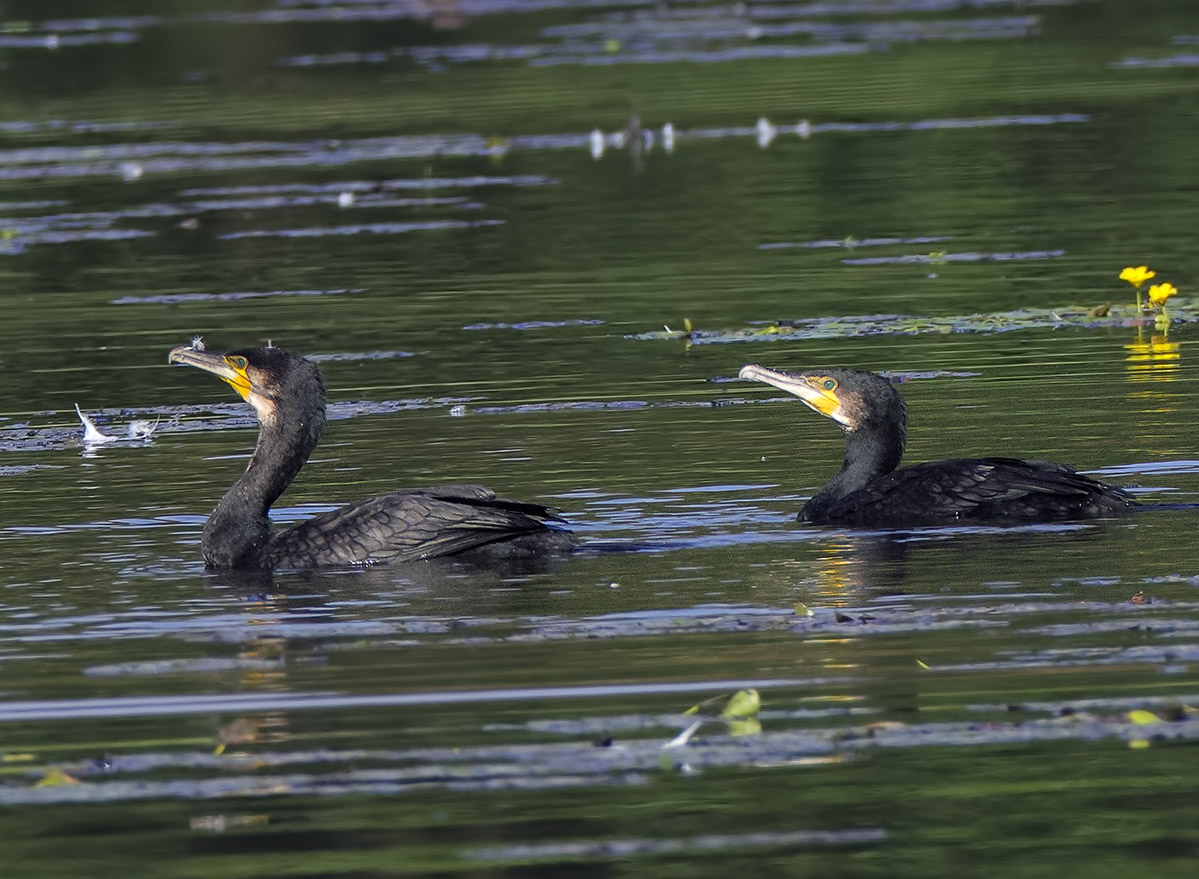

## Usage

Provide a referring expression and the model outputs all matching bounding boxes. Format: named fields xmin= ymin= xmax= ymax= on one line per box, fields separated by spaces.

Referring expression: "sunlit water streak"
xmin=218 ymin=217 xmax=502 ymax=240
xmin=0 ymin=678 xmax=810 ymax=721
xmin=1113 ymin=53 xmax=1199 ymax=69
xmin=465 ymin=829 xmax=889 ymax=862
xmin=0 ymin=0 xmax=1083 ymax=37
xmin=0 ymin=115 xmax=1087 ymax=183
xmin=112 ymin=289 xmax=356 ymax=305
xmin=4 ymin=702 xmax=1197 ymax=805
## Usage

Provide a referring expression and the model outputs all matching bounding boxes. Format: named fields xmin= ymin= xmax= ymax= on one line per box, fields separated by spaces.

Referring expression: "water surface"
xmin=3 ymin=1 xmax=1199 ymax=876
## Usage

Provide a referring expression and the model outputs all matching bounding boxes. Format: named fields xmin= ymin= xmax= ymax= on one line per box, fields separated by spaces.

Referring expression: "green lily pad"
xmin=633 ymin=302 xmax=1195 ymax=345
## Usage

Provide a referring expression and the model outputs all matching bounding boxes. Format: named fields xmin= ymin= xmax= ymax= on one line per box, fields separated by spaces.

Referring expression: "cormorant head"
xmin=738 ymin=365 xmax=905 ymax=434
xmin=169 ymin=343 xmax=325 ymax=426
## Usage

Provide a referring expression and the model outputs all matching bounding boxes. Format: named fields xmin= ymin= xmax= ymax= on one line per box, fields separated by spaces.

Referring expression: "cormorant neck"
xmin=803 ymin=418 xmax=905 ymax=521
xmin=203 ymin=400 xmax=325 ymax=568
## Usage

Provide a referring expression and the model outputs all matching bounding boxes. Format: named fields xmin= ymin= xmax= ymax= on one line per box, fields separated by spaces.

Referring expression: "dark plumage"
xmin=169 ymin=344 xmax=573 ymax=569
xmin=739 ymin=365 xmax=1134 ymax=527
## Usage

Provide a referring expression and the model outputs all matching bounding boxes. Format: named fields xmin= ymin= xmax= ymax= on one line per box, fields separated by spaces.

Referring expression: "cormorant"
xmin=168 ymin=343 xmax=573 ymax=569
xmin=738 ymin=365 xmax=1134 ymax=527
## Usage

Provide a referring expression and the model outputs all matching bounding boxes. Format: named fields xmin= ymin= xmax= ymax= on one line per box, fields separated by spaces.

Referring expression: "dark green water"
xmin=3 ymin=0 xmax=1199 ymax=875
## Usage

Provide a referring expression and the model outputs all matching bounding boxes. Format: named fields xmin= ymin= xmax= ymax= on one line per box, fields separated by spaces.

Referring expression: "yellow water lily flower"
xmin=1119 ymin=265 xmax=1156 ymax=288
xmin=1147 ymin=282 xmax=1178 ymax=308
xmin=1120 ymin=265 xmax=1157 ymax=312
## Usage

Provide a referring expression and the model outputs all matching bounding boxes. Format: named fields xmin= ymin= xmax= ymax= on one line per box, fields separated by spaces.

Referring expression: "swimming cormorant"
xmin=169 ymin=343 xmax=573 ymax=568
xmin=739 ymin=365 xmax=1133 ymax=527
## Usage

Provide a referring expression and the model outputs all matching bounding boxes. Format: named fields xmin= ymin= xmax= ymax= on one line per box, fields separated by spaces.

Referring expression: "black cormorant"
xmin=739 ymin=365 xmax=1133 ymax=527
xmin=169 ymin=343 xmax=573 ymax=568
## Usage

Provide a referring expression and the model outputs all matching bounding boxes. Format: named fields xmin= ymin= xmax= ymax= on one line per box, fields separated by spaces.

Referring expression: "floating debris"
xmin=0 ymin=464 xmax=58 ymax=477
xmin=33 ymin=768 xmax=81 ymax=788
xmin=112 ymin=289 xmax=355 ymax=305
xmin=190 ymin=813 xmax=270 ymax=833
xmin=286 ymin=21 xmax=1036 ymax=71
xmin=127 ymin=418 xmax=160 ymax=440
xmin=0 ymin=31 xmax=129 ymax=49
xmin=178 ymin=175 xmax=556 ymax=198
xmin=630 ymin=300 xmax=1196 ymax=346
xmin=75 ymin=405 xmax=160 ymax=445
xmin=75 ymin=405 xmax=118 ymax=445
xmin=218 ymin=218 xmax=503 ymax=240
xmin=0 ymin=116 xmax=1085 ymax=191
xmin=664 ymin=720 xmax=704 ymax=748
xmin=841 ymin=248 xmax=1065 ymax=266
xmin=463 ymin=319 xmax=604 ymax=331
xmin=662 ymin=122 xmax=676 ymax=152
xmin=1113 ymin=53 xmax=1199 ymax=69
xmin=755 ymin=117 xmax=776 ymax=148
xmin=760 ymin=234 xmax=953 ymax=251
xmin=307 ymin=350 xmax=416 ymax=362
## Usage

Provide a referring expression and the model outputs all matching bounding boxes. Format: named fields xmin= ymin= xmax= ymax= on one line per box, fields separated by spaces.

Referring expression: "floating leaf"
xmin=1126 ymin=709 xmax=1162 ymax=726
xmin=631 ymin=300 xmax=1198 ymax=346
xmin=682 ymin=688 xmax=761 ymax=720
xmin=726 ymin=718 xmax=762 ymax=738
xmin=214 ymin=716 xmax=262 ymax=755
xmin=35 ymin=768 xmax=81 ymax=788
xmin=721 ymin=688 xmax=761 ymax=719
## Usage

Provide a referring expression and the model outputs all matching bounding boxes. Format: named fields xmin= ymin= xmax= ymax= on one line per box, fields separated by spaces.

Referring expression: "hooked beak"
xmin=739 ymin=364 xmax=847 ymax=425
xmin=169 ymin=345 xmax=253 ymax=402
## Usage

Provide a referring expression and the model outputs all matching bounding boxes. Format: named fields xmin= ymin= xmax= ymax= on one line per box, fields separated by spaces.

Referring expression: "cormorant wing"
xmin=822 ymin=457 xmax=1130 ymax=526
xmin=267 ymin=487 xmax=567 ymax=567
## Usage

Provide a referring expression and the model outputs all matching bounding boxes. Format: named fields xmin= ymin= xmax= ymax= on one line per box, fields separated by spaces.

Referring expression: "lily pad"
xmin=633 ymin=302 xmax=1195 ymax=345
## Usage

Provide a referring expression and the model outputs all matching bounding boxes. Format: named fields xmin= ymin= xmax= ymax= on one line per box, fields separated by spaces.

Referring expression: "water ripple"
xmin=218 ymin=218 xmax=503 ymax=239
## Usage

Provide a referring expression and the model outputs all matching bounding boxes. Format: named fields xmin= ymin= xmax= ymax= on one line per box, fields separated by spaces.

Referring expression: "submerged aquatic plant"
xmin=1119 ymin=264 xmax=1156 ymax=312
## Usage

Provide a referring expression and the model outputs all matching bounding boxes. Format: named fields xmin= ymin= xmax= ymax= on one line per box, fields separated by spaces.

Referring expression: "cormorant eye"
xmin=822 ymin=378 xmax=837 ymax=391
xmin=230 ymin=356 xmax=248 ymax=370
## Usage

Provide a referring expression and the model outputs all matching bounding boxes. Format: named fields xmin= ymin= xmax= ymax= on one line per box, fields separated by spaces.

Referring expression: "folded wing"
xmin=268 ymin=484 xmax=571 ymax=567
